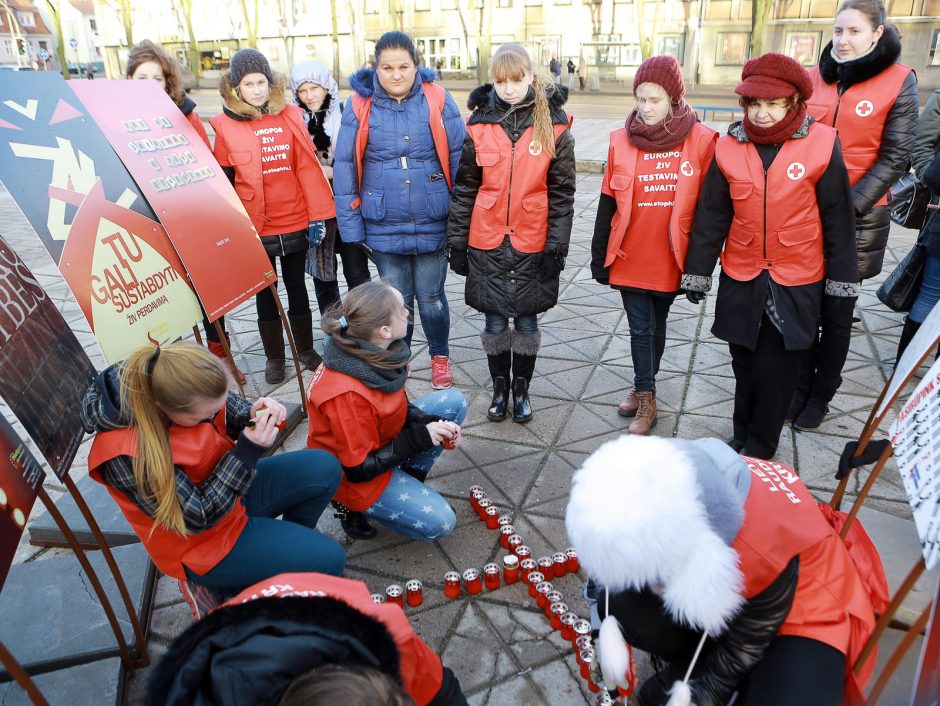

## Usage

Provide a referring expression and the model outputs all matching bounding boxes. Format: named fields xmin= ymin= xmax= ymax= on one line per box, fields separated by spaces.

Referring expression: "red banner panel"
xmin=0 ymin=416 xmax=44 ymax=592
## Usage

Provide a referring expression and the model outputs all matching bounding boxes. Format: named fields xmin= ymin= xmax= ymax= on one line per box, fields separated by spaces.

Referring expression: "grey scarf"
xmin=322 ymin=337 xmax=410 ymax=393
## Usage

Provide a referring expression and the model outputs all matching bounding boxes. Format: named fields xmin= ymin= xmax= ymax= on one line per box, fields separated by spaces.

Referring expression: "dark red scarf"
xmin=626 ymin=100 xmax=698 ymax=151
xmin=742 ymin=103 xmax=807 ymax=145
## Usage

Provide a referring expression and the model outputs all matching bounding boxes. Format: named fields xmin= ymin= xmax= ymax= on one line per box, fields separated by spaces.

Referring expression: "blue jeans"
xmin=364 ymin=389 xmax=467 ymax=540
xmin=372 ymin=250 xmax=450 ymax=357
xmin=620 ymin=291 xmax=676 ymax=392
xmin=910 ymin=254 xmax=940 ymax=324
xmin=185 ymin=449 xmax=346 ymax=592
xmin=484 ymin=313 xmax=539 ymax=334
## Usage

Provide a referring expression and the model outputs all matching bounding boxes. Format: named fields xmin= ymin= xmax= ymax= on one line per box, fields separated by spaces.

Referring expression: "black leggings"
xmin=256 ymin=249 xmax=310 ymax=321
xmin=738 ymin=635 xmax=844 ymax=706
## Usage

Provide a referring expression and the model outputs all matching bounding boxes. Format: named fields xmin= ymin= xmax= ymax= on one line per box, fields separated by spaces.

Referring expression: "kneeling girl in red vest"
xmin=306 ymin=281 xmax=466 ymax=541
xmin=447 ymin=44 xmax=576 ymax=424
xmin=591 ymin=55 xmax=717 ymax=435
xmin=682 ymin=53 xmax=858 ymax=459
xmin=566 ymin=436 xmax=882 ymax=706
xmin=83 ymin=342 xmax=345 ymax=596
xmin=146 ymin=572 xmax=469 ymax=706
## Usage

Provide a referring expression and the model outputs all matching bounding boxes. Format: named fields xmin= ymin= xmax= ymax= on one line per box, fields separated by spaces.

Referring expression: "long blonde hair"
xmin=491 ymin=44 xmax=558 ymax=158
xmin=120 ymin=342 xmax=229 ymax=535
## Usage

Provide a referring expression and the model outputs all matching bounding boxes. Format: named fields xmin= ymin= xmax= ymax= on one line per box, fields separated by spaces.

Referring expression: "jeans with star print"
xmin=364 ymin=389 xmax=467 ymax=540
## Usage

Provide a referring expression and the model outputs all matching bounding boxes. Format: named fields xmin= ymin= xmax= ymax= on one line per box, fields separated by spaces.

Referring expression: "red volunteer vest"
xmin=466 ymin=121 xmax=569 ymax=254
xmin=349 ymin=82 xmax=452 ymax=208
xmin=603 ymin=122 xmax=717 ymax=272
xmin=715 ymin=123 xmax=836 ymax=286
xmin=226 ymin=573 xmax=445 ymax=705
xmin=209 ymin=104 xmax=335 ymax=234
xmin=88 ymin=409 xmax=245 ymax=581
xmin=736 ymin=457 xmax=876 ymax=703
xmin=305 ymin=364 xmax=407 ymax=511
xmin=807 ymin=63 xmax=912 ymax=207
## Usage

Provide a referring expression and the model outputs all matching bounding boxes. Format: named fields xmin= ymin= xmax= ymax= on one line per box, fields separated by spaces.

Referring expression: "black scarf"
xmin=817 ymin=24 xmax=902 ymax=91
xmin=322 ymin=336 xmax=410 ymax=393
xmin=305 ymin=93 xmax=333 ymax=153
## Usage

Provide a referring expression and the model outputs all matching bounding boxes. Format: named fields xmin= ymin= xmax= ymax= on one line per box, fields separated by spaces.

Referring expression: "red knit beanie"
xmin=734 ymin=52 xmax=813 ymax=102
xmin=633 ymin=55 xmax=685 ymax=103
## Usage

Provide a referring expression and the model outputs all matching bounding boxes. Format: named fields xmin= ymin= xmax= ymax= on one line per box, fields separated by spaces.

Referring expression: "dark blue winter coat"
xmin=333 ymin=67 xmax=466 ymax=255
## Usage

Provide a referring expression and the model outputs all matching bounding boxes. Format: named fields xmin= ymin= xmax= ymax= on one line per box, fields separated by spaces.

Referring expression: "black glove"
xmin=540 ymin=247 xmax=566 ymax=279
xmin=448 ymin=248 xmax=469 ymax=276
xmin=592 ymin=266 xmax=610 ymax=285
xmin=684 ymin=290 xmax=706 ymax=304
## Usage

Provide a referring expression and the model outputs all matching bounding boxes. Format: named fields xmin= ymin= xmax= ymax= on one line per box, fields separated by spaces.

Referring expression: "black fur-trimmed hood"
xmin=467 ymin=82 xmax=569 ymax=126
xmin=818 ymin=24 xmax=902 ymax=89
xmin=145 ymin=596 xmax=402 ymax=706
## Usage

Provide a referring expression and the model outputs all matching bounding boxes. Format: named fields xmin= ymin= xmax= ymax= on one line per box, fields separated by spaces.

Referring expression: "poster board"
xmin=0 ymin=415 xmax=44 ymax=592
xmin=875 ymin=301 xmax=940 ymax=421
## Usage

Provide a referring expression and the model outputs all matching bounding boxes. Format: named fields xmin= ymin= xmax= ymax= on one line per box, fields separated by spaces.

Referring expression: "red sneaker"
xmin=431 ymin=355 xmax=453 ymax=389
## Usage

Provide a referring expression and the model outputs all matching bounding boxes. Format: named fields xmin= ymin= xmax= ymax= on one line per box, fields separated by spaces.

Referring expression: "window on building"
xmin=365 ymin=0 xmax=381 ymax=14
xmin=774 ymin=0 xmax=805 ymax=19
xmin=706 ymin=0 xmax=733 ymax=19
xmin=887 ymin=0 xmax=915 ymax=13
xmin=716 ymin=32 xmax=750 ymax=65
xmin=415 ymin=0 xmax=430 ymax=10
xmin=497 ymin=0 xmax=512 ymax=6
xmin=38 ymin=40 xmax=47 ymax=50
xmin=930 ymin=28 xmax=940 ymax=66
xmin=657 ymin=34 xmax=684 ymax=61
xmin=416 ymin=37 xmax=462 ymax=70
xmin=3 ymin=39 xmax=14 ymax=55
xmin=89 ymin=18 xmax=97 ymax=32
xmin=16 ymin=11 xmax=35 ymax=28
xmin=924 ymin=0 xmax=940 ymax=14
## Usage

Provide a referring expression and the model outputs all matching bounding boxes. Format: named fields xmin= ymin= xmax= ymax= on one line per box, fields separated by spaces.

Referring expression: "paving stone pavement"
xmin=2 ymin=154 xmax=927 ymax=703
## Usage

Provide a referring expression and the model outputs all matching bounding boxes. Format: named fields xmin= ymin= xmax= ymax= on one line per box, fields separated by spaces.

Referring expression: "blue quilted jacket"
xmin=333 ymin=67 xmax=465 ymax=254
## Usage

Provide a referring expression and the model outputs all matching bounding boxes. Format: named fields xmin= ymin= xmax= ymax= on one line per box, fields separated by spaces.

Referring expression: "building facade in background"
xmin=0 ymin=0 xmax=53 ymax=70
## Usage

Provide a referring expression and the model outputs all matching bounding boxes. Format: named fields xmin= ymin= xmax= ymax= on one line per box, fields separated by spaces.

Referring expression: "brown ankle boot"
xmin=628 ymin=391 xmax=657 ymax=435
xmin=618 ymin=388 xmax=639 ymax=417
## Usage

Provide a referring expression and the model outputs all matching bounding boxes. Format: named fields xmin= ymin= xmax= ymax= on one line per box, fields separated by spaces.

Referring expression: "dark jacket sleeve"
xmin=446 ymin=134 xmax=482 ymax=251
xmin=851 ymin=71 xmax=919 ymax=215
xmin=342 ymin=423 xmax=433 ymax=483
xmin=818 ymin=139 xmax=860 ymax=293
xmin=545 ymin=129 xmax=576 ymax=256
xmin=924 ymin=151 xmax=940 ymax=195
xmin=591 ymin=193 xmax=617 ymax=281
xmin=913 ymin=90 xmax=940 ymax=180
xmin=681 ymin=158 xmax=733 ymax=292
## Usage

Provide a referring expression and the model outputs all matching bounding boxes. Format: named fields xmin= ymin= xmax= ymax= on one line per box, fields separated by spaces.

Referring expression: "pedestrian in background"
xmin=591 ymin=55 xmax=717 ymax=435
xmin=212 ymin=49 xmax=334 ymax=385
xmin=334 ymin=31 xmax=466 ymax=390
xmin=447 ymin=44 xmax=575 ymax=424
xmin=291 ymin=60 xmax=372 ymax=314
xmin=682 ymin=53 xmax=857 ymax=460
xmin=566 ymin=58 xmax=576 ymax=90
xmin=577 ymin=56 xmax=586 ymax=91
xmin=795 ymin=0 xmax=918 ymax=429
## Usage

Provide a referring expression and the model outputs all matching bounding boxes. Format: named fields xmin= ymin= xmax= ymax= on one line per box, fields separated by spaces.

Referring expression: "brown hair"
xmin=320 ymin=281 xmax=407 ymax=370
xmin=491 ymin=44 xmax=558 ymax=158
xmin=120 ymin=342 xmax=229 ymax=535
xmin=126 ymin=39 xmax=186 ymax=107
xmin=279 ymin=664 xmax=415 ymax=706
xmin=837 ymin=0 xmax=886 ymax=29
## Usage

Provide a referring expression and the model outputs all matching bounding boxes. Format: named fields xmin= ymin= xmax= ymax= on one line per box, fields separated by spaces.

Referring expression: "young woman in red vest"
xmin=306 ymin=281 xmax=466 ymax=540
xmin=682 ymin=54 xmax=858 ymax=460
xmin=794 ymin=0 xmax=918 ymax=430
xmin=125 ymin=40 xmax=247 ymax=385
xmin=591 ymin=56 xmax=717 ymax=435
xmin=447 ymin=44 xmax=576 ymax=423
xmin=81 ymin=342 xmax=345 ymax=596
xmin=211 ymin=49 xmax=335 ymax=385
xmin=566 ymin=435 xmax=880 ymax=706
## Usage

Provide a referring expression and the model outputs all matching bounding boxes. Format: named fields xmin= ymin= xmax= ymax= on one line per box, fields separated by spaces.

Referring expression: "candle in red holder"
xmin=497 ymin=514 xmax=513 ymax=528
xmin=405 ymin=580 xmax=423 ymax=607
xmin=469 ymin=484 xmax=485 ymax=497
xmin=470 ymin=490 xmax=486 ymax=513
xmin=552 ymin=552 xmax=568 ymax=578
xmin=444 ymin=571 xmax=461 ymax=599
xmin=484 ymin=505 xmax=501 ymax=530
xmin=476 ymin=497 xmax=491 ymax=520
xmin=520 ymin=558 xmax=537 ymax=582
xmin=565 ymin=547 xmax=580 ymax=573
xmin=575 ymin=634 xmax=593 ymax=657
xmin=537 ymin=556 xmax=554 ymax=575
xmin=573 ymin=620 xmax=592 ymax=649
xmin=483 ymin=563 xmax=501 ymax=590
xmin=526 ymin=571 xmax=545 ymax=598
xmin=587 ymin=679 xmax=600 ymax=694
xmin=549 ymin=601 xmax=568 ymax=629
xmin=535 ymin=581 xmax=554 ymax=609
xmin=579 ymin=647 xmax=596 ymax=680
xmin=463 ymin=568 xmax=483 ymax=595
xmin=507 ymin=534 xmax=524 ymax=553
xmin=499 ymin=525 xmax=516 ymax=549
xmin=560 ymin=612 xmax=578 ymax=640
xmin=385 ymin=584 xmax=404 ymax=607
xmin=595 ymin=691 xmax=614 ymax=706
xmin=514 ymin=544 xmax=532 ymax=560
xmin=371 ymin=593 xmax=386 ymax=604
xmin=502 ymin=554 xmax=520 ymax=584
xmin=543 ymin=590 xmax=564 ymax=618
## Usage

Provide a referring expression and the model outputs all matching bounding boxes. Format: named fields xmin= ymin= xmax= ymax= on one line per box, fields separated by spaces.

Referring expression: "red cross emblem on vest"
xmin=680 ymin=160 xmax=694 ymax=177
xmin=855 ymin=100 xmax=874 ymax=117
xmin=786 ymin=162 xmax=806 ymax=180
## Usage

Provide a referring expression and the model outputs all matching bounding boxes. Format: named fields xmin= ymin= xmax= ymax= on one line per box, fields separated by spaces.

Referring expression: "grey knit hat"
xmin=230 ymin=48 xmax=273 ymax=86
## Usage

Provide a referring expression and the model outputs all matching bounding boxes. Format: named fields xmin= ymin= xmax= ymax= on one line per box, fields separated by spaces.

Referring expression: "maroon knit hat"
xmin=633 ymin=55 xmax=685 ymax=103
xmin=734 ymin=52 xmax=813 ymax=102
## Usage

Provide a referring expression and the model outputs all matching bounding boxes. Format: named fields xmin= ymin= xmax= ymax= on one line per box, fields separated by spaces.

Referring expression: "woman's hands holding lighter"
xmin=243 ymin=397 xmax=287 ymax=448
xmin=426 ymin=420 xmax=461 ymax=449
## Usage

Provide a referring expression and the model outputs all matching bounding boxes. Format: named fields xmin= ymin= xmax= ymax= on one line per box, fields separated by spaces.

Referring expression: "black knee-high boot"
xmin=482 ymin=330 xmax=512 ymax=421
xmin=511 ymin=330 xmax=540 ymax=423
xmin=895 ymin=317 xmax=922 ymax=366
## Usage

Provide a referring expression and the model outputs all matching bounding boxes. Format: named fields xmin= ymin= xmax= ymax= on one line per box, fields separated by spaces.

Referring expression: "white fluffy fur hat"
xmin=565 ymin=435 xmax=751 ymax=636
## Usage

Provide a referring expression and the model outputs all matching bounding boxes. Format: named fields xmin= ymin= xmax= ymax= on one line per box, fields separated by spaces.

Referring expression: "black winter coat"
xmin=816 ymin=26 xmax=919 ymax=280
xmin=922 ymin=152 xmax=940 ymax=258
xmin=447 ymin=84 xmax=576 ymax=317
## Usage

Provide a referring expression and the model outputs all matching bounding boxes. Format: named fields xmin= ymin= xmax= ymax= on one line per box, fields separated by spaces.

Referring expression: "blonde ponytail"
xmin=530 ymin=69 xmax=557 ymax=158
xmin=120 ymin=342 xmax=229 ymax=536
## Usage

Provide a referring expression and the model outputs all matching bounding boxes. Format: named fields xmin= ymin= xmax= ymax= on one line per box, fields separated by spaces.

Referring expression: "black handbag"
xmin=889 ymin=173 xmax=932 ymax=230
xmin=876 ymin=240 xmax=927 ymax=312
